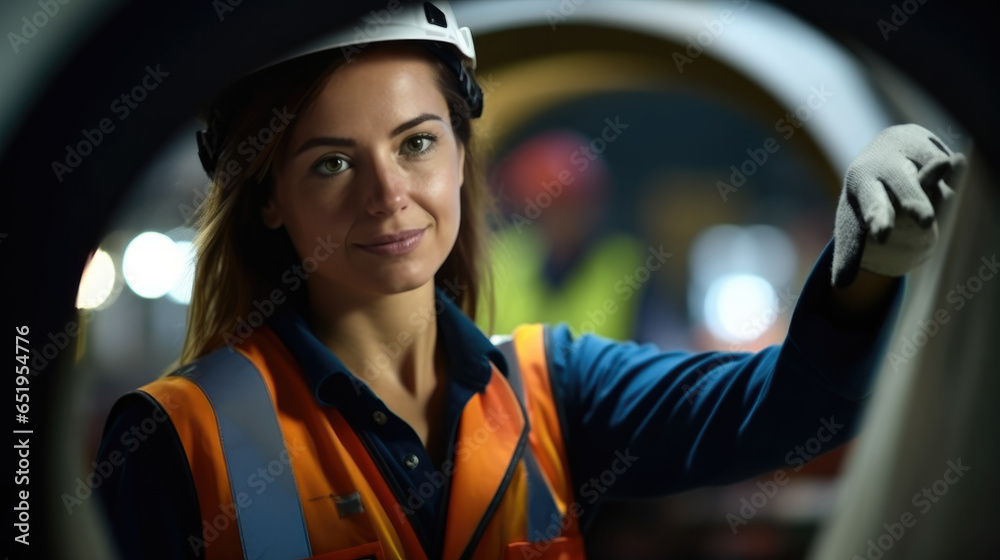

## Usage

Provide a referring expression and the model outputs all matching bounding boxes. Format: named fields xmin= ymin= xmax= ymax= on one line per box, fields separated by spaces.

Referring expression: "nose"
xmin=364 ymin=154 xmax=408 ymax=218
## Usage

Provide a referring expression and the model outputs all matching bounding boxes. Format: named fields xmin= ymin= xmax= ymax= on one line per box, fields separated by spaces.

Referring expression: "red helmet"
xmin=494 ymin=129 xmax=611 ymax=212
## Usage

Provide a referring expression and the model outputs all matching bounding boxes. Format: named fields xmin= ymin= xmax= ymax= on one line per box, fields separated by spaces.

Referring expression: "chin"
xmin=365 ymin=263 xmax=440 ymax=296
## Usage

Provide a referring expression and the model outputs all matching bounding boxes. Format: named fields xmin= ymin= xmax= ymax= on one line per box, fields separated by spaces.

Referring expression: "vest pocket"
xmin=504 ymin=535 xmax=586 ymax=559
xmin=307 ymin=540 xmax=384 ymax=560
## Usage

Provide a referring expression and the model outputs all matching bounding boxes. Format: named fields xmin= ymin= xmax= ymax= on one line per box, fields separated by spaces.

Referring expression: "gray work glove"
xmin=831 ymin=124 xmax=965 ymax=288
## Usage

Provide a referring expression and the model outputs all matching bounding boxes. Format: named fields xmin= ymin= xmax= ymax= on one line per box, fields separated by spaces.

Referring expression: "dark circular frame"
xmin=1 ymin=0 xmax=994 ymax=557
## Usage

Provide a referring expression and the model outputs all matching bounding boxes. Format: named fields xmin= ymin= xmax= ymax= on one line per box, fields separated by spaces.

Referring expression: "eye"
xmin=312 ymin=156 xmax=350 ymax=176
xmin=401 ymin=133 xmax=437 ymax=156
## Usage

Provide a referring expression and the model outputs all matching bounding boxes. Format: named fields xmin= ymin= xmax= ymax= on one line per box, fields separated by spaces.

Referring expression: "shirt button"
xmin=372 ymin=411 xmax=388 ymax=425
xmin=403 ymin=454 xmax=420 ymax=470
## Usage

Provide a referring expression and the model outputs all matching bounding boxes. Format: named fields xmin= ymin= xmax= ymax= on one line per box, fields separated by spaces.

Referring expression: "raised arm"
xmin=549 ymin=123 xmax=964 ymax=517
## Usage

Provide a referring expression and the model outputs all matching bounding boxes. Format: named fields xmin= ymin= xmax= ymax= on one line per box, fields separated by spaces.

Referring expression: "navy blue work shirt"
xmin=95 ymin=241 xmax=903 ymax=559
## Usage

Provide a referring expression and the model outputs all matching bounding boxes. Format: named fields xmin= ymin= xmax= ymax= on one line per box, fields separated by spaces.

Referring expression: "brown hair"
xmin=179 ymin=44 xmax=494 ymax=365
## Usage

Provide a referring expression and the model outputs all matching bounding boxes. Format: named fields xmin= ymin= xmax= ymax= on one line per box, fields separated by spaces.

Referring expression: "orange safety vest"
xmin=137 ymin=323 xmax=585 ymax=560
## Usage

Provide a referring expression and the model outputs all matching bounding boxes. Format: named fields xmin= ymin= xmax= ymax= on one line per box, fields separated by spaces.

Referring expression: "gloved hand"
xmin=831 ymin=124 xmax=965 ymax=288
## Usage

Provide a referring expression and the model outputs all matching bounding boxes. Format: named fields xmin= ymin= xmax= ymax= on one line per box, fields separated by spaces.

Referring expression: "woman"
xmin=95 ymin=2 xmax=963 ymax=559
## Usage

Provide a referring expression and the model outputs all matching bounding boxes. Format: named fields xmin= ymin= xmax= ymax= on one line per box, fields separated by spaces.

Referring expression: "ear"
xmin=260 ymin=196 xmax=283 ymax=229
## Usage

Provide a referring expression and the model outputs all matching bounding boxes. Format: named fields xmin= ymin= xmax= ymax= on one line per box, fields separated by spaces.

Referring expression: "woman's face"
xmin=263 ymin=45 xmax=465 ymax=303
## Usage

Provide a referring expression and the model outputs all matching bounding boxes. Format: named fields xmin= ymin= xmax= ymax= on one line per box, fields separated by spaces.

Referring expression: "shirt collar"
xmin=266 ymin=286 xmax=507 ymax=408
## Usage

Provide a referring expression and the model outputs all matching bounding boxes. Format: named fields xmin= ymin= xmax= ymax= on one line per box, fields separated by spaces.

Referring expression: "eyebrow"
xmin=293 ymin=113 xmax=444 ymax=156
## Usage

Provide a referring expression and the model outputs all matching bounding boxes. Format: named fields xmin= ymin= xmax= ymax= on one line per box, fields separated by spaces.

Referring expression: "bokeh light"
xmin=122 ymin=232 xmax=183 ymax=299
xmin=704 ymin=273 xmax=778 ymax=342
xmin=76 ymin=249 xmax=116 ymax=310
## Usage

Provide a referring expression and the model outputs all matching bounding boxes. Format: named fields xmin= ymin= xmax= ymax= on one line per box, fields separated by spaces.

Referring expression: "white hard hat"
xmin=197 ymin=1 xmax=482 ymax=175
xmin=266 ymin=1 xmax=482 ymax=117
xmin=270 ymin=0 xmax=477 ymax=70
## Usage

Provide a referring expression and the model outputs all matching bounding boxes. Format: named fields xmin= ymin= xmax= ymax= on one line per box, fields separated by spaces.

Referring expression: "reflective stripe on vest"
xmin=171 ymin=347 xmax=312 ymax=560
xmin=497 ymin=339 xmax=563 ymax=540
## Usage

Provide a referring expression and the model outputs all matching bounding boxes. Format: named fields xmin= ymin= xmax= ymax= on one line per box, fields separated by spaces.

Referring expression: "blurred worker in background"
xmin=483 ymin=129 xmax=654 ymax=341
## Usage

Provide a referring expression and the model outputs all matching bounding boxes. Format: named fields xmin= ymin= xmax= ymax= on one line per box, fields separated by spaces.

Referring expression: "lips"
xmin=355 ymin=227 xmax=427 ymax=256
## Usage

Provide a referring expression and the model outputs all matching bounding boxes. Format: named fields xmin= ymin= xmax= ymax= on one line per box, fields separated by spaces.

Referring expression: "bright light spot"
xmin=77 ymin=249 xmax=116 ymax=309
xmin=687 ymin=224 xmax=799 ymax=328
xmin=122 ymin=232 xmax=183 ymax=299
xmin=704 ymin=274 xmax=777 ymax=342
xmin=167 ymin=241 xmax=196 ymax=305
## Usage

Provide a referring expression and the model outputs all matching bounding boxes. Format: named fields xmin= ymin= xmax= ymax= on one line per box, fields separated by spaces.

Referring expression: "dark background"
xmin=2 ymin=1 xmax=993 ymax=558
